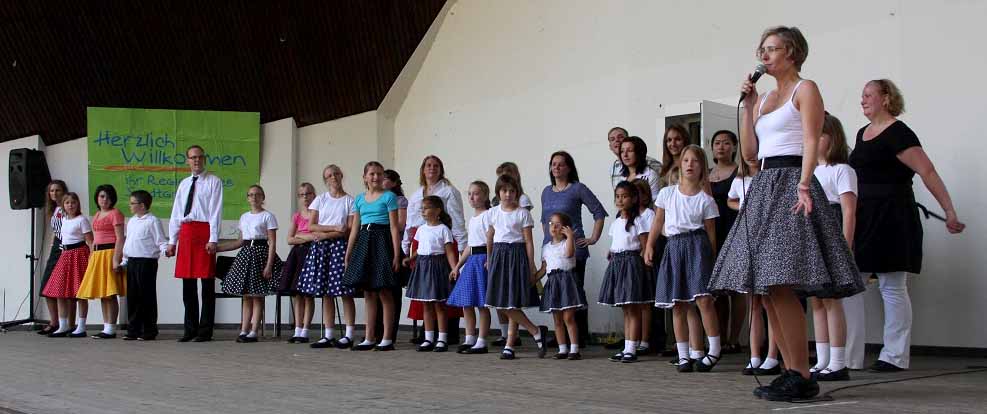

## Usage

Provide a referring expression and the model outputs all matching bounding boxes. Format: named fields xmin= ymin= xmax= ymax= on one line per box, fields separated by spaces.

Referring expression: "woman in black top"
xmin=708 ymin=130 xmax=744 ymax=354
xmin=844 ymin=79 xmax=965 ymax=373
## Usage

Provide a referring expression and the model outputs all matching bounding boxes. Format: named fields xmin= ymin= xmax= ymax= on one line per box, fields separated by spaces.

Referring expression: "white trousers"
xmin=843 ymin=271 xmax=912 ymax=369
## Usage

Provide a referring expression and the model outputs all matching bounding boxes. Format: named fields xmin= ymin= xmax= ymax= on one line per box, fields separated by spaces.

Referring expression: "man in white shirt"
xmin=166 ymin=145 xmax=223 ymax=342
xmin=121 ymin=190 xmax=168 ymax=340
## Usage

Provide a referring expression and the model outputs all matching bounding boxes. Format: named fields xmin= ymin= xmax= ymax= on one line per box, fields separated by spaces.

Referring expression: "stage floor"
xmin=1 ymin=329 xmax=985 ymax=413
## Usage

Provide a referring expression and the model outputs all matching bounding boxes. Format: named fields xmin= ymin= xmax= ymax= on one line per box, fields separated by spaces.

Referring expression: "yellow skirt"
xmin=77 ymin=249 xmax=126 ymax=299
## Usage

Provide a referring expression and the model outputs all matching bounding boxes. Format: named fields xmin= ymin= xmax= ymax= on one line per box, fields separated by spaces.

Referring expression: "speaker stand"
xmin=1 ymin=208 xmax=45 ymax=332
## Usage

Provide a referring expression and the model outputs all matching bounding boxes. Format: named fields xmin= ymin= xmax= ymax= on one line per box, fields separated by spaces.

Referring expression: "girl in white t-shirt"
xmin=534 ymin=212 xmax=586 ymax=360
xmin=646 ymin=145 xmax=722 ymax=373
xmin=727 ymin=159 xmax=760 ymax=211
xmin=449 ymin=181 xmax=494 ymax=354
xmin=491 ymin=162 xmax=533 ymax=346
xmin=404 ymin=195 xmax=458 ymax=352
xmin=598 ymin=181 xmax=651 ymax=363
xmin=808 ymin=113 xmax=858 ymax=381
xmin=484 ymin=174 xmax=547 ymax=360
xmin=218 ymin=185 xmax=283 ymax=343
xmin=631 ymin=178 xmax=660 ymax=356
xmin=43 ymin=192 xmax=93 ymax=337
xmin=300 ymin=164 xmax=358 ymax=349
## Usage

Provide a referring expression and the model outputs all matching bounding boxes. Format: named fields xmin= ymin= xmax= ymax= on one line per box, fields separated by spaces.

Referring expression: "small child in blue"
xmin=535 ymin=212 xmax=586 ymax=360
xmin=645 ymin=145 xmax=722 ymax=373
xmin=448 ymin=181 xmax=494 ymax=354
xmin=404 ymin=195 xmax=458 ymax=353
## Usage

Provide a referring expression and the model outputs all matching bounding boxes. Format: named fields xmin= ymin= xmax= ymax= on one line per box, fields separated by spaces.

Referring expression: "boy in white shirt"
xmin=121 ymin=190 xmax=168 ymax=340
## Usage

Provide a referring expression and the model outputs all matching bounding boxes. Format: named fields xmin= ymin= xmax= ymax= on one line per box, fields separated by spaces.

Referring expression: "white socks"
xmin=300 ymin=328 xmax=309 ymax=338
xmin=639 ymin=341 xmax=650 ymax=350
xmin=72 ymin=318 xmax=86 ymax=334
xmin=749 ymin=357 xmax=763 ymax=369
xmin=499 ymin=323 xmax=509 ymax=338
xmin=344 ymin=325 xmax=355 ymax=339
xmin=707 ymin=336 xmax=721 ymax=357
xmin=54 ymin=318 xmax=71 ymax=334
xmin=324 ymin=327 xmax=335 ymax=339
xmin=438 ymin=332 xmax=448 ymax=343
xmin=677 ymin=342 xmax=690 ymax=362
xmin=358 ymin=338 xmax=374 ymax=346
xmin=425 ymin=331 xmax=435 ymax=343
xmin=814 ymin=342 xmax=831 ymax=371
xmin=294 ymin=327 xmax=301 ymax=337
xmin=102 ymin=323 xmax=115 ymax=335
xmin=689 ymin=348 xmax=705 ymax=360
xmin=761 ymin=357 xmax=780 ymax=370
xmin=246 ymin=331 xmax=257 ymax=338
xmin=463 ymin=335 xmax=477 ymax=346
xmin=559 ymin=344 xmax=570 ymax=354
xmin=378 ymin=339 xmax=393 ymax=347
xmin=623 ymin=340 xmax=639 ymax=355
xmin=472 ymin=338 xmax=487 ymax=349
xmin=827 ymin=346 xmax=847 ymax=371
xmin=569 ymin=344 xmax=579 ymax=354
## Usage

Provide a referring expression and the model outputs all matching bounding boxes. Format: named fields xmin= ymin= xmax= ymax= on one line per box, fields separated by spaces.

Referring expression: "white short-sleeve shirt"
xmin=239 ymin=210 xmax=278 ymax=240
xmin=487 ymin=205 xmax=535 ymax=244
xmin=608 ymin=214 xmax=649 ymax=253
xmin=542 ymin=241 xmax=575 ymax=272
xmin=813 ymin=163 xmax=858 ymax=205
xmin=415 ymin=223 xmax=454 ymax=255
xmin=466 ymin=211 xmax=490 ymax=247
xmin=638 ymin=208 xmax=656 ymax=234
xmin=310 ymin=192 xmax=354 ymax=227
xmin=654 ymin=185 xmax=719 ymax=236
xmin=728 ymin=176 xmax=755 ymax=208
xmin=60 ymin=215 xmax=92 ymax=245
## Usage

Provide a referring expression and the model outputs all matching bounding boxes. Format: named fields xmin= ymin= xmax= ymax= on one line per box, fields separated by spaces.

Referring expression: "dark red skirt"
xmin=42 ymin=245 xmax=90 ymax=298
xmin=406 ymin=226 xmax=462 ymax=320
xmin=175 ymin=222 xmax=216 ymax=279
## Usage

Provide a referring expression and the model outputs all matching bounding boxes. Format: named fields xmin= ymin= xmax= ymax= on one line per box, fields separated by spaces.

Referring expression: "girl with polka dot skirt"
xmin=448 ymin=181 xmax=494 ymax=354
xmin=219 ymin=185 xmax=284 ymax=343
xmin=341 ymin=162 xmax=402 ymax=352
xmin=646 ymin=145 xmax=722 ymax=373
xmin=284 ymin=182 xmax=317 ymax=344
xmin=300 ymin=165 xmax=358 ymax=349
xmin=534 ymin=212 xmax=586 ymax=360
xmin=484 ymin=174 xmax=547 ymax=360
xmin=76 ymin=184 xmax=126 ymax=339
xmin=43 ymin=192 xmax=93 ymax=338
xmin=807 ymin=113 xmax=858 ymax=381
xmin=598 ymin=181 xmax=651 ymax=364
xmin=631 ymin=178 xmax=659 ymax=356
xmin=403 ymin=195 xmax=457 ymax=352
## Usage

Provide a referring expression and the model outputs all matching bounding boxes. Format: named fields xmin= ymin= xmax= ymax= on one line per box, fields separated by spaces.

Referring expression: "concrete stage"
xmin=1 ymin=329 xmax=985 ymax=413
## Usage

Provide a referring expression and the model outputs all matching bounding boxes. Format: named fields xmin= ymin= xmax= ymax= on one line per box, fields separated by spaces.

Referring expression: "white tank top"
xmin=755 ymin=80 xmax=805 ymax=160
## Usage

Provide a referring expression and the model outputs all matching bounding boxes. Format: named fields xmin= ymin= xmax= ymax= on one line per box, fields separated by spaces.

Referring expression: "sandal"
xmin=696 ymin=353 xmax=721 ymax=372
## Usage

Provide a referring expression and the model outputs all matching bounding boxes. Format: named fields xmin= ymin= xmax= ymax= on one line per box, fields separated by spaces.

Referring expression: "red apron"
xmin=175 ymin=221 xmax=216 ymax=279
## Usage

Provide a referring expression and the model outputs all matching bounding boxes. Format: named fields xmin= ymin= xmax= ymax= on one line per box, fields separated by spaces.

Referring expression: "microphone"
xmin=739 ymin=64 xmax=767 ymax=102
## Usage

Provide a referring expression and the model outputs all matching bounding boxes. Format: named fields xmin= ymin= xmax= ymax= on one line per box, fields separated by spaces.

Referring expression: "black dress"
xmin=848 ymin=120 xmax=923 ymax=274
xmin=709 ymin=168 xmax=738 ymax=252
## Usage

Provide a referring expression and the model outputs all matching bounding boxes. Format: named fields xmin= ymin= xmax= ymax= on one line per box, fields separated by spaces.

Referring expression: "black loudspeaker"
xmin=9 ymin=148 xmax=51 ymax=210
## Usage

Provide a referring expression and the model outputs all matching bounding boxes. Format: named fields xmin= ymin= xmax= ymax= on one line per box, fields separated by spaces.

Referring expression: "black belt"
xmin=762 ymin=156 xmax=803 ymax=169
xmin=61 ymin=242 xmax=87 ymax=251
xmin=94 ymin=243 xmax=115 ymax=251
xmin=858 ymin=183 xmax=914 ymax=199
xmin=243 ymin=239 xmax=269 ymax=247
xmin=470 ymin=246 xmax=487 ymax=254
xmin=361 ymin=223 xmax=389 ymax=231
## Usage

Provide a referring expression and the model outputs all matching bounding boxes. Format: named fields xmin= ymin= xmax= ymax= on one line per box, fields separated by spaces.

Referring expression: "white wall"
xmin=0 ymin=136 xmax=45 ymax=323
xmin=391 ymin=0 xmax=987 ymax=348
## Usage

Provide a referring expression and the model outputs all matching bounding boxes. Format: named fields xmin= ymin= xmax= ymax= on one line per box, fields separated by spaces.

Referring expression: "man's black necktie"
xmin=183 ymin=176 xmax=198 ymax=217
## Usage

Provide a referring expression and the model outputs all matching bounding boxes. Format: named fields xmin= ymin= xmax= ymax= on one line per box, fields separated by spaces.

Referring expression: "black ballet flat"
xmin=754 ymin=364 xmax=782 ymax=376
xmin=373 ymin=344 xmax=395 ymax=351
xmin=567 ymin=352 xmax=582 ymax=360
xmin=416 ymin=340 xmax=435 ymax=352
xmin=47 ymin=331 xmax=69 ymax=338
xmin=815 ymin=367 xmax=851 ymax=381
xmin=869 ymin=360 xmax=905 ymax=373
xmin=294 ymin=337 xmax=309 ymax=344
xmin=621 ymin=353 xmax=639 ymax=363
xmin=68 ymin=331 xmax=87 ymax=338
xmin=310 ymin=337 xmax=337 ymax=348
xmin=636 ymin=345 xmax=652 ymax=356
xmin=433 ymin=340 xmax=448 ymax=352
xmin=287 ymin=336 xmax=298 ymax=344
xmin=91 ymin=332 xmax=116 ymax=339
xmin=37 ymin=326 xmax=57 ymax=335
xmin=499 ymin=349 xmax=515 ymax=360
xmin=696 ymin=353 xmax=721 ymax=372
xmin=241 ymin=336 xmax=258 ymax=343
xmin=676 ymin=358 xmax=695 ymax=373
xmin=335 ymin=337 xmax=353 ymax=349
xmin=553 ymin=352 xmax=569 ymax=360
xmin=456 ymin=344 xmax=473 ymax=354
xmin=464 ymin=346 xmax=488 ymax=354
xmin=609 ymin=352 xmax=625 ymax=362
xmin=352 ymin=343 xmax=375 ymax=351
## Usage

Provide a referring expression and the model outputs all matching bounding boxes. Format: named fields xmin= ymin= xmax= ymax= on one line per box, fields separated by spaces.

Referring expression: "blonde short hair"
xmin=760 ymin=26 xmax=809 ymax=71
xmin=868 ymin=79 xmax=906 ymax=117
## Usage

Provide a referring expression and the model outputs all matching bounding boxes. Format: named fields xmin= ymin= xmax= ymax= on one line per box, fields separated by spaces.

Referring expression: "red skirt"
xmin=42 ymin=246 xmax=90 ymax=298
xmin=175 ymin=222 xmax=216 ymax=279
xmin=406 ymin=226 xmax=462 ymax=320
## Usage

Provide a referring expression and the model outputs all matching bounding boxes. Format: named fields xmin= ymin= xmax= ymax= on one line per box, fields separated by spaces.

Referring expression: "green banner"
xmin=87 ymin=107 xmax=260 ymax=220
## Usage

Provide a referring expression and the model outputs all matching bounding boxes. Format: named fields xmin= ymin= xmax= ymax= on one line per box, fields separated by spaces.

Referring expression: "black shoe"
xmin=456 ymin=343 xmax=472 ymax=353
xmin=815 ymin=367 xmax=851 ymax=381
xmin=567 ymin=352 xmax=582 ymax=360
xmin=499 ymin=349 xmax=515 ymax=360
xmin=636 ymin=345 xmax=652 ymax=356
xmin=869 ymin=360 xmax=905 ymax=373
xmin=743 ymin=364 xmax=757 ymax=376
xmin=287 ymin=336 xmax=298 ymax=344
xmin=193 ymin=336 xmax=213 ymax=342
xmin=676 ymin=358 xmax=695 ymax=373
xmin=621 ymin=353 xmax=639 ymax=363
xmin=753 ymin=370 xmax=798 ymax=399
xmin=352 ymin=342 xmax=375 ymax=351
xmin=433 ymin=340 xmax=448 ymax=352
xmin=37 ymin=326 xmax=57 ymax=335
xmin=695 ymin=353 xmax=721 ymax=372
xmin=47 ymin=331 xmax=70 ymax=338
xmin=177 ymin=335 xmax=195 ymax=342
xmin=553 ymin=352 xmax=569 ymax=360
xmin=416 ymin=340 xmax=435 ymax=352
xmin=374 ymin=343 xmax=395 ymax=351
xmin=491 ymin=337 xmax=507 ymax=346
xmin=762 ymin=370 xmax=820 ymax=402
xmin=294 ymin=337 xmax=309 ymax=344
xmin=91 ymin=332 xmax=117 ymax=339
xmin=464 ymin=346 xmax=488 ymax=354
xmin=609 ymin=352 xmax=625 ymax=362
xmin=69 ymin=331 xmax=87 ymax=338
xmin=123 ymin=335 xmax=140 ymax=341
xmin=754 ymin=364 xmax=782 ymax=376
xmin=535 ymin=326 xmax=549 ymax=358
xmin=240 ymin=336 xmax=258 ymax=343
xmin=335 ymin=337 xmax=353 ymax=349
xmin=235 ymin=334 xmax=248 ymax=343
xmin=310 ymin=337 xmax=338 ymax=348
